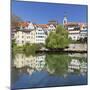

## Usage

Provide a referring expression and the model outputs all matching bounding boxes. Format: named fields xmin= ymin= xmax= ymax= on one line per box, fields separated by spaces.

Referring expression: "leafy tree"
xmin=11 ymin=14 xmax=22 ymax=28
xmin=12 ymin=39 xmax=17 ymax=48
xmin=23 ymin=43 xmax=41 ymax=56
xmin=46 ymin=25 xmax=70 ymax=49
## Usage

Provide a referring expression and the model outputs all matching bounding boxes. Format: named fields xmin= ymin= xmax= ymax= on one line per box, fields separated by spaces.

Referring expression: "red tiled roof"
xmin=17 ymin=22 xmax=29 ymax=27
xmin=35 ymin=24 xmax=49 ymax=28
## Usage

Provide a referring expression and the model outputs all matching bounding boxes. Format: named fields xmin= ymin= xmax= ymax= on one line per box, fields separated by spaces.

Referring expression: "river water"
xmin=11 ymin=52 xmax=87 ymax=89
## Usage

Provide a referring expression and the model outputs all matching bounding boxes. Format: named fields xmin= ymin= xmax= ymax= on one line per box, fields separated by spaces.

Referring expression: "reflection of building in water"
xmin=68 ymin=53 xmax=87 ymax=58
xmin=13 ymin=54 xmax=46 ymax=73
xmin=27 ymin=68 xmax=35 ymax=75
xmin=80 ymin=61 xmax=87 ymax=73
xmin=68 ymin=59 xmax=87 ymax=74
xmin=68 ymin=59 xmax=80 ymax=70
xmin=14 ymin=54 xmax=36 ymax=68
xmin=35 ymin=55 xmax=46 ymax=71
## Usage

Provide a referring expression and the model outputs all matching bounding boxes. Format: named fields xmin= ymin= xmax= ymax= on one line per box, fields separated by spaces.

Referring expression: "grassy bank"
xmin=12 ymin=42 xmax=43 ymax=56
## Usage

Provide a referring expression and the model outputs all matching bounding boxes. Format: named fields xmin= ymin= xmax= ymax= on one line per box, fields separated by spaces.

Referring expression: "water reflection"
xmin=68 ymin=53 xmax=87 ymax=76
xmin=12 ymin=53 xmax=87 ymax=89
xmin=13 ymin=54 xmax=46 ymax=73
xmin=46 ymin=53 xmax=87 ymax=76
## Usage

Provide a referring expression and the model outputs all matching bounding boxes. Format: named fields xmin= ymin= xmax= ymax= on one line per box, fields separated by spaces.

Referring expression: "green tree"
xmin=46 ymin=25 xmax=70 ymax=49
xmin=12 ymin=39 xmax=17 ymax=48
xmin=11 ymin=14 xmax=22 ymax=29
xmin=23 ymin=43 xmax=41 ymax=56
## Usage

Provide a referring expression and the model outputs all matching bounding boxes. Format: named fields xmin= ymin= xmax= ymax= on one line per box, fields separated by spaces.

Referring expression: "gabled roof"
xmin=35 ymin=24 xmax=49 ymax=28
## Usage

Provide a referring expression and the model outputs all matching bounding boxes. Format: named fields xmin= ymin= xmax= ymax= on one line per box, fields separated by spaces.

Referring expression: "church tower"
xmin=63 ymin=15 xmax=68 ymax=25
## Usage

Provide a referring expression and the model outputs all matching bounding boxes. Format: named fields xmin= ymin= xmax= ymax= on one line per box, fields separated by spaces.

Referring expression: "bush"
xmin=23 ymin=43 xmax=41 ymax=56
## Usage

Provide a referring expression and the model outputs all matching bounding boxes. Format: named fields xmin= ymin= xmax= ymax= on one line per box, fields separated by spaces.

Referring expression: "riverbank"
xmin=36 ymin=49 xmax=87 ymax=53
xmin=36 ymin=44 xmax=87 ymax=53
xmin=12 ymin=43 xmax=87 ymax=54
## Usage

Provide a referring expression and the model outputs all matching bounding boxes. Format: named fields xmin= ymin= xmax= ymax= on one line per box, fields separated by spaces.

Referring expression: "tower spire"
xmin=63 ymin=13 xmax=68 ymax=25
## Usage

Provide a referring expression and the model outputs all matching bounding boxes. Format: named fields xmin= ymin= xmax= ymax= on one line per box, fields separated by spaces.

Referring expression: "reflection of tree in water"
xmin=45 ymin=53 xmax=87 ymax=76
xmin=12 ymin=52 xmax=87 ymax=81
xmin=45 ymin=53 xmax=71 ymax=76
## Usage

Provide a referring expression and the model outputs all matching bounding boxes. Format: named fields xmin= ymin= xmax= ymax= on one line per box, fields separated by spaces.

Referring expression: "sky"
xmin=12 ymin=0 xmax=88 ymax=24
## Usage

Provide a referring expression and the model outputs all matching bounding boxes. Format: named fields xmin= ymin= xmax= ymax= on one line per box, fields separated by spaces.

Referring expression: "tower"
xmin=63 ymin=15 xmax=68 ymax=25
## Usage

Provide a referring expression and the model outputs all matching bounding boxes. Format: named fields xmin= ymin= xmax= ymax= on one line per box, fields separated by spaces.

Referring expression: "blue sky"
xmin=12 ymin=0 xmax=88 ymax=24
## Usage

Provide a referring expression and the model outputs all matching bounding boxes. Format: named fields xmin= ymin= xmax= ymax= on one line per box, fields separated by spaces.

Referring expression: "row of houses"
xmin=64 ymin=23 xmax=87 ymax=40
xmin=12 ymin=17 xmax=88 ymax=46
xmin=12 ymin=21 xmax=56 ymax=46
xmin=63 ymin=16 xmax=88 ymax=40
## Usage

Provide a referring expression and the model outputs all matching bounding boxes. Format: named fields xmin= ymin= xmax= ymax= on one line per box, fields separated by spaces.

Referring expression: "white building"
xmin=80 ymin=24 xmax=88 ymax=39
xmin=64 ymin=23 xmax=81 ymax=40
xmin=14 ymin=22 xmax=56 ymax=45
xmin=68 ymin=30 xmax=80 ymax=40
xmin=47 ymin=24 xmax=56 ymax=35
xmin=14 ymin=30 xmax=36 ymax=46
xmin=63 ymin=16 xmax=88 ymax=41
xmin=34 ymin=24 xmax=48 ymax=44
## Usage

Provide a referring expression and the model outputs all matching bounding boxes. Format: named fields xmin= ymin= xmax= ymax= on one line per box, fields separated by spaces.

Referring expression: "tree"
xmin=46 ymin=25 xmax=70 ymax=49
xmin=12 ymin=39 xmax=17 ymax=48
xmin=11 ymin=14 xmax=22 ymax=28
xmin=23 ymin=43 xmax=41 ymax=56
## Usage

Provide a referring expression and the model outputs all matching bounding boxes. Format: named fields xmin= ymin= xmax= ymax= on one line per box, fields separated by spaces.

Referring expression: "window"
xmin=37 ymin=36 xmax=44 ymax=38
xmin=22 ymin=41 xmax=24 ymax=44
xmin=27 ymin=36 xmax=30 ymax=39
xmin=39 ymin=30 xmax=42 ymax=31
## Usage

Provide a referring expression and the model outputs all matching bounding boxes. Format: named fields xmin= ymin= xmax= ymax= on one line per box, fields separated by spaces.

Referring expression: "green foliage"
xmin=11 ymin=14 xmax=22 ymax=28
xmin=46 ymin=53 xmax=71 ymax=76
xmin=46 ymin=25 xmax=70 ymax=49
xmin=45 ymin=53 xmax=87 ymax=76
xmin=70 ymin=37 xmax=87 ymax=44
xmin=12 ymin=39 xmax=17 ymax=48
xmin=23 ymin=43 xmax=41 ymax=56
xmin=12 ymin=42 xmax=42 ymax=56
